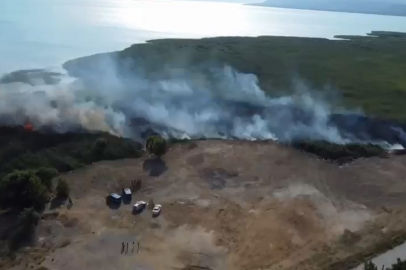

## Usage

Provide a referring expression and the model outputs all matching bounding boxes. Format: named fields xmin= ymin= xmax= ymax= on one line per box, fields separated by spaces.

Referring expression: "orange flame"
xmin=24 ymin=122 xmax=34 ymax=131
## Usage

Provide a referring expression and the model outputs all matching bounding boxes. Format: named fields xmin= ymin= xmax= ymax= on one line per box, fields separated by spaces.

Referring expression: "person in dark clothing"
xmin=121 ymin=242 xmax=125 ymax=254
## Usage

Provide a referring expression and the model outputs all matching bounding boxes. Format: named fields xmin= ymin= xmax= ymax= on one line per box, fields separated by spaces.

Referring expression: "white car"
xmin=133 ymin=201 xmax=147 ymax=212
xmin=152 ymin=204 xmax=162 ymax=216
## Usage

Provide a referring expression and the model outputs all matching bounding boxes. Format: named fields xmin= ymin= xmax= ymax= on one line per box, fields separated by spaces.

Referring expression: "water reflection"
xmin=1 ymin=0 xmax=406 ymax=73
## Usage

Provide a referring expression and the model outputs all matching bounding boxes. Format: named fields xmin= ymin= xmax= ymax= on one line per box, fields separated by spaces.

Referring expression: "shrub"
xmin=93 ymin=137 xmax=108 ymax=155
xmin=35 ymin=167 xmax=59 ymax=191
xmin=0 ymin=171 xmax=50 ymax=211
xmin=294 ymin=140 xmax=386 ymax=163
xmin=19 ymin=208 xmax=40 ymax=230
xmin=56 ymin=178 xmax=70 ymax=199
xmin=363 ymin=259 xmax=406 ymax=270
xmin=363 ymin=261 xmax=378 ymax=270
xmin=146 ymin=136 xmax=167 ymax=157
xmin=7 ymin=208 xmax=41 ymax=251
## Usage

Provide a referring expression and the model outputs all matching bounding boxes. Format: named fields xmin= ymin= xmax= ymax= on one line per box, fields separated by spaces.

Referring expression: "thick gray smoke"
xmin=0 ymin=54 xmax=405 ymax=148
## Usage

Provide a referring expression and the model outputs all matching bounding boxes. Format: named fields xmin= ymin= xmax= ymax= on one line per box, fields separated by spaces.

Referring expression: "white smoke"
xmin=0 ymin=54 xmax=403 ymax=147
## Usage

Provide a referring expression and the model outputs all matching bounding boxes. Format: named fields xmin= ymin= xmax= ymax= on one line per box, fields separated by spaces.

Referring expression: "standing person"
xmin=126 ymin=242 xmax=129 ymax=254
xmin=137 ymin=242 xmax=140 ymax=253
xmin=121 ymin=242 xmax=125 ymax=254
xmin=132 ymin=242 xmax=135 ymax=253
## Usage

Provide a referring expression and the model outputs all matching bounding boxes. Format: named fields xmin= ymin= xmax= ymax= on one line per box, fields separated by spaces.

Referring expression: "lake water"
xmin=1 ymin=0 xmax=406 ymax=75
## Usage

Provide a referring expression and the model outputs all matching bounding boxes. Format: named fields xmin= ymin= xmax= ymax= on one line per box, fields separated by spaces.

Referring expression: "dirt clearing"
xmin=2 ymin=140 xmax=406 ymax=270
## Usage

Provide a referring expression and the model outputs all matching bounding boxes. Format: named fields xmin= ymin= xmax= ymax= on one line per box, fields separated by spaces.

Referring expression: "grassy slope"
xmin=117 ymin=32 xmax=406 ymax=121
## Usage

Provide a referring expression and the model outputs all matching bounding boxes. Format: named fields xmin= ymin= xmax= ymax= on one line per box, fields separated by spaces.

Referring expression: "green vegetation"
xmin=0 ymin=126 xmax=142 ymax=211
xmin=364 ymin=261 xmax=378 ymax=270
xmin=364 ymin=259 xmax=406 ymax=270
xmin=18 ymin=208 xmax=40 ymax=229
xmin=146 ymin=135 xmax=167 ymax=157
xmin=0 ymin=170 xmax=50 ymax=211
xmin=34 ymin=167 xmax=58 ymax=191
xmin=93 ymin=137 xmax=108 ymax=155
xmin=294 ymin=141 xmax=386 ymax=162
xmin=0 ymin=126 xmax=142 ymax=179
xmin=76 ymin=32 xmax=406 ymax=121
xmin=56 ymin=178 xmax=70 ymax=199
xmin=7 ymin=208 xmax=41 ymax=250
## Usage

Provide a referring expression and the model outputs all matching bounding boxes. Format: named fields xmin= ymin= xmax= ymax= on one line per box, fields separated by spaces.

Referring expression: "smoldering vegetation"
xmin=3 ymin=53 xmax=406 ymax=145
xmin=1 ymin=38 xmax=406 ymax=164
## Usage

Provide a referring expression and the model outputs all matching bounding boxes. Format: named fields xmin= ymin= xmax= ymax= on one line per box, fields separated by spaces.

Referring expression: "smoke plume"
xmin=1 ymin=53 xmax=406 ymax=147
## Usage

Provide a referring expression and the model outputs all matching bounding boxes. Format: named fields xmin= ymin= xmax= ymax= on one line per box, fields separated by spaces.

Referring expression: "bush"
xmin=18 ymin=208 xmax=40 ymax=229
xmin=35 ymin=167 xmax=59 ymax=191
xmin=56 ymin=178 xmax=70 ymax=199
xmin=363 ymin=259 xmax=406 ymax=270
xmin=93 ymin=138 xmax=108 ymax=155
xmin=146 ymin=136 xmax=167 ymax=157
xmin=8 ymin=208 xmax=40 ymax=251
xmin=294 ymin=140 xmax=386 ymax=163
xmin=0 ymin=170 xmax=50 ymax=211
xmin=364 ymin=261 xmax=378 ymax=270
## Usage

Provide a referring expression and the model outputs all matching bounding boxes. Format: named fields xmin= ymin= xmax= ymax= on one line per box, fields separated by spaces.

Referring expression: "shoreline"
xmin=248 ymin=3 xmax=406 ymax=18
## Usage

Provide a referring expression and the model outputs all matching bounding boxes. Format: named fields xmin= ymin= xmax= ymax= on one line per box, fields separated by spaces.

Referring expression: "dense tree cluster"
xmin=0 ymin=126 xmax=143 ymax=211
xmin=0 ymin=126 xmax=142 ymax=178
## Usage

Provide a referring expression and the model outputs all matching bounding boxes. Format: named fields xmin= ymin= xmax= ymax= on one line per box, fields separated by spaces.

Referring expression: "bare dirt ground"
xmin=2 ymin=140 xmax=406 ymax=270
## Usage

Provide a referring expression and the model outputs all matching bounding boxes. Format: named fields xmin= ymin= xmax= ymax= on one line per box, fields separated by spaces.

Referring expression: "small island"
xmin=251 ymin=0 xmax=406 ymax=17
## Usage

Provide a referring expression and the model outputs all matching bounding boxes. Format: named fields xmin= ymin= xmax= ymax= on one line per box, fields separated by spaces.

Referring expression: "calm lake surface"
xmin=1 ymin=0 xmax=406 ymax=74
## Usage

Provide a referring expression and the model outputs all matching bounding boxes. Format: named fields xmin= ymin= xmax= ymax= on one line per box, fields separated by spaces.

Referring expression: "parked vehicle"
xmin=108 ymin=193 xmax=122 ymax=204
xmin=122 ymin=188 xmax=132 ymax=202
xmin=133 ymin=201 xmax=147 ymax=212
xmin=152 ymin=204 xmax=162 ymax=216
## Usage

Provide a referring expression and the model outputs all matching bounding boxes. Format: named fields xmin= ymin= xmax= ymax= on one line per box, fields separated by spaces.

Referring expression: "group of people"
xmin=121 ymin=241 xmax=140 ymax=254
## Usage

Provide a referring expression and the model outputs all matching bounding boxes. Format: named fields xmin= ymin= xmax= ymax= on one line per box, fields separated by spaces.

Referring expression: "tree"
xmin=93 ymin=137 xmax=108 ymax=155
xmin=363 ymin=258 xmax=406 ymax=270
xmin=56 ymin=178 xmax=70 ymax=199
xmin=0 ymin=170 xmax=50 ymax=210
xmin=35 ymin=167 xmax=58 ymax=191
xmin=146 ymin=136 xmax=167 ymax=157
xmin=389 ymin=258 xmax=406 ymax=270
xmin=364 ymin=261 xmax=378 ymax=270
